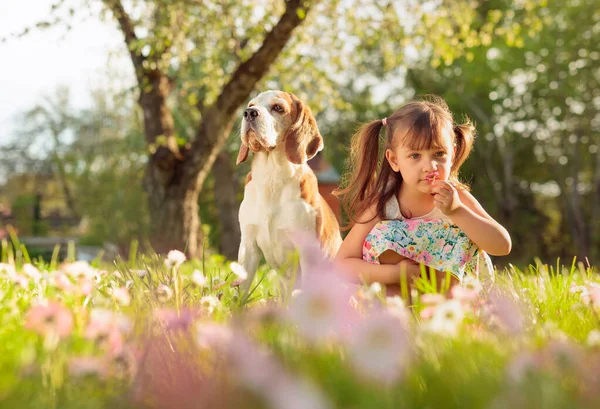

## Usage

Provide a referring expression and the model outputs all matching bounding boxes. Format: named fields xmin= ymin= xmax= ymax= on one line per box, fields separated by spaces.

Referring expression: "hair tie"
xmin=381 ymin=117 xmax=388 ymax=126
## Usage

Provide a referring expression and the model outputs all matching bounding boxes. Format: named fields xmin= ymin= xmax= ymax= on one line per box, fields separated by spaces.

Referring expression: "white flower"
xmin=0 ymin=263 xmax=16 ymax=278
xmin=348 ymin=311 xmax=411 ymax=382
xmin=386 ymin=296 xmax=409 ymax=321
xmin=60 ymin=261 xmax=97 ymax=280
xmin=200 ymin=295 xmax=220 ymax=314
xmin=164 ymin=250 xmax=186 ymax=269
xmin=422 ymin=299 xmax=464 ymax=337
xmin=229 ymin=262 xmax=248 ymax=280
xmin=368 ymin=282 xmax=382 ymax=295
xmin=288 ymin=274 xmax=356 ymax=342
xmin=134 ymin=269 xmax=148 ymax=278
xmin=22 ymin=264 xmax=42 ymax=282
xmin=587 ymin=329 xmax=600 ymax=347
xmin=191 ymin=270 xmax=207 ymax=287
xmin=111 ymin=287 xmax=131 ymax=306
xmin=155 ymin=284 xmax=173 ymax=302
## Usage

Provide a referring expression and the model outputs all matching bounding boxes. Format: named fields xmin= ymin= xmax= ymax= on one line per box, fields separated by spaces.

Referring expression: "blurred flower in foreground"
xmin=156 ymin=284 xmax=174 ymax=303
xmin=155 ymin=308 xmax=198 ymax=333
xmin=22 ymin=264 xmax=42 ymax=283
xmin=386 ymin=296 xmax=410 ymax=321
xmin=195 ymin=322 xmax=233 ymax=350
xmin=230 ymin=335 xmax=332 ymax=409
xmin=0 ymin=263 xmax=16 ymax=277
xmin=485 ymin=291 xmax=525 ymax=335
xmin=191 ymin=270 xmax=207 ymax=287
xmin=165 ymin=250 xmax=186 ymax=269
xmin=68 ymin=356 xmax=108 ymax=378
xmin=199 ymin=295 xmax=220 ymax=315
xmin=451 ymin=276 xmax=482 ymax=303
xmin=25 ymin=300 xmax=73 ymax=339
xmin=507 ymin=350 xmax=542 ymax=383
xmin=419 ymin=293 xmax=446 ymax=320
xmin=587 ymin=330 xmax=600 ymax=347
xmin=112 ymin=286 xmax=131 ymax=306
xmin=348 ymin=310 xmax=412 ymax=382
xmin=422 ymin=299 xmax=465 ymax=337
xmin=288 ymin=273 xmax=357 ymax=342
xmin=229 ymin=262 xmax=248 ymax=281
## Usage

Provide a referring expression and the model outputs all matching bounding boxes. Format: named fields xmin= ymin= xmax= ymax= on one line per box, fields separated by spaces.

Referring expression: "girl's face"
xmin=385 ymin=126 xmax=455 ymax=194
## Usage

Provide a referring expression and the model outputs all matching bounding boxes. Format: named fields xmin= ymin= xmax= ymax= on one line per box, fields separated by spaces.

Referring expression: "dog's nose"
xmin=243 ymin=107 xmax=260 ymax=121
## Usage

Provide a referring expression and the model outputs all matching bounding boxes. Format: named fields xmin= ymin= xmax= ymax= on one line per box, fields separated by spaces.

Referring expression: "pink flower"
xmin=425 ymin=171 xmax=439 ymax=182
xmin=404 ymin=220 xmax=419 ymax=231
xmin=195 ymin=322 xmax=233 ymax=350
xmin=348 ymin=311 xmax=412 ymax=382
xmin=507 ymin=351 xmax=542 ymax=382
xmin=485 ymin=291 xmax=525 ymax=335
xmin=451 ymin=284 xmax=480 ymax=303
xmin=417 ymin=251 xmax=433 ymax=264
xmin=52 ymin=271 xmax=75 ymax=292
xmin=419 ymin=293 xmax=446 ymax=320
xmin=68 ymin=357 xmax=108 ymax=378
xmin=25 ymin=301 xmax=73 ymax=338
xmin=78 ymin=278 xmax=94 ymax=296
xmin=288 ymin=273 xmax=357 ymax=342
xmin=112 ymin=287 xmax=131 ymax=306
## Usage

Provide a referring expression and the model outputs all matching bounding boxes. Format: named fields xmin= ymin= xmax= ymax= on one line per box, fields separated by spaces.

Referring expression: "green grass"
xmin=1 ymin=238 xmax=599 ymax=409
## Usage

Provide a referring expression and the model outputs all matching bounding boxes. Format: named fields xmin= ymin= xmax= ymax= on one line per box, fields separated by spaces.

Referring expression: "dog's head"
xmin=236 ymin=90 xmax=324 ymax=165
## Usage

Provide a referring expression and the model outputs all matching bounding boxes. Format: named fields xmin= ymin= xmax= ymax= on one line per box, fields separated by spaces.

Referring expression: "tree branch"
xmin=199 ymin=0 xmax=311 ymax=123
xmin=186 ymin=0 xmax=313 ymax=182
xmin=102 ymin=0 xmax=146 ymax=83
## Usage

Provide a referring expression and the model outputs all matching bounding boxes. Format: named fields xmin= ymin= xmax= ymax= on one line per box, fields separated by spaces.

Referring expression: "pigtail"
xmin=451 ymin=118 xmax=476 ymax=189
xmin=334 ymin=120 xmax=385 ymax=229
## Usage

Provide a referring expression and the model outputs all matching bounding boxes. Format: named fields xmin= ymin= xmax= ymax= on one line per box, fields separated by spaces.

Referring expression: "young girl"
xmin=334 ymin=96 xmax=511 ymax=294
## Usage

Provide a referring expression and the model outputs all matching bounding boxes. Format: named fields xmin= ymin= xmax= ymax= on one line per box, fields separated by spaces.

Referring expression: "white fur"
xmin=237 ymin=90 xmax=332 ymax=292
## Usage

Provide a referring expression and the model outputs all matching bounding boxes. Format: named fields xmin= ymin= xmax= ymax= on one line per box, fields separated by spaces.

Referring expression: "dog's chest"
xmin=240 ymin=157 xmax=317 ymax=267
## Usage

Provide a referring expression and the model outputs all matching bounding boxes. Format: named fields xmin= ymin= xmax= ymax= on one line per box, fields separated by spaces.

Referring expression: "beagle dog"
xmin=236 ymin=90 xmax=342 ymax=291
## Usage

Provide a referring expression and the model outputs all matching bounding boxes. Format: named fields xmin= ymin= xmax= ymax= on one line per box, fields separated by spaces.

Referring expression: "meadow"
xmin=1 ymin=234 xmax=600 ymax=409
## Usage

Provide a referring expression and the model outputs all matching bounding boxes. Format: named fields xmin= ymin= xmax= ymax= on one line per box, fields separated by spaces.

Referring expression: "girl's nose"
xmin=424 ymin=161 xmax=438 ymax=172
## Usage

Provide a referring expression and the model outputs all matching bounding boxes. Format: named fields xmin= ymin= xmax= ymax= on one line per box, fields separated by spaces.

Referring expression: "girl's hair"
xmin=334 ymin=95 xmax=475 ymax=230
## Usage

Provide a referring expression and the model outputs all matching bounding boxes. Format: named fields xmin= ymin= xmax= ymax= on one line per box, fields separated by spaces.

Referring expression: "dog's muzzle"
xmin=243 ymin=107 xmax=260 ymax=122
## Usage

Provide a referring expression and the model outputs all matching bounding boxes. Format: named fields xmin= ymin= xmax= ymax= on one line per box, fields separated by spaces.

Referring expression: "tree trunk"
xmin=107 ymin=0 xmax=312 ymax=258
xmin=144 ymin=171 xmax=202 ymax=258
xmin=212 ymin=151 xmax=241 ymax=260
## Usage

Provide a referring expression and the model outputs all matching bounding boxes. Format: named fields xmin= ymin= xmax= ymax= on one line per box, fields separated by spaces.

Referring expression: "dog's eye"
xmin=272 ymin=104 xmax=284 ymax=113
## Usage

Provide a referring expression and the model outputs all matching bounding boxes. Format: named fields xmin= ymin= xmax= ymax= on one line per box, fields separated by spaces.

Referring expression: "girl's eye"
xmin=435 ymin=151 xmax=446 ymax=157
xmin=410 ymin=153 xmax=420 ymax=159
xmin=272 ymin=104 xmax=284 ymax=113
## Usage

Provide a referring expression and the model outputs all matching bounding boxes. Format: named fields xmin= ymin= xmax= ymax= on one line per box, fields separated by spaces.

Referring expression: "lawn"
xmin=1 ymin=237 xmax=599 ymax=409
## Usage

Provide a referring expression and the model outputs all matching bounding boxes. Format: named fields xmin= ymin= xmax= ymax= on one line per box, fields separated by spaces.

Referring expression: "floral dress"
xmin=362 ymin=195 xmax=495 ymax=285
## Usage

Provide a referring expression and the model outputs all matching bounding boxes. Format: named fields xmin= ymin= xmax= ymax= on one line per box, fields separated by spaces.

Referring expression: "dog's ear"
xmin=285 ymin=95 xmax=324 ymax=164
xmin=236 ymin=143 xmax=249 ymax=165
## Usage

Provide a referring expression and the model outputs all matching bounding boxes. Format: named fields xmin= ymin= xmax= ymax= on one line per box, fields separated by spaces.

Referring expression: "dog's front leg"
xmin=238 ymin=225 xmax=261 ymax=295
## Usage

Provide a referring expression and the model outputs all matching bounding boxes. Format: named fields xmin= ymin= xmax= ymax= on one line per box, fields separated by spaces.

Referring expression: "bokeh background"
xmin=1 ymin=0 xmax=597 ymax=269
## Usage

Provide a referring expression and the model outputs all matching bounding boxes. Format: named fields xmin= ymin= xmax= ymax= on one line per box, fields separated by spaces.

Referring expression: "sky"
xmin=0 ymin=0 xmax=133 ymax=145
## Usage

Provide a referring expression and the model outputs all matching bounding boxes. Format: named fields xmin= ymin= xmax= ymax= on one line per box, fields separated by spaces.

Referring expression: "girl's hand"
xmin=431 ymin=181 xmax=463 ymax=215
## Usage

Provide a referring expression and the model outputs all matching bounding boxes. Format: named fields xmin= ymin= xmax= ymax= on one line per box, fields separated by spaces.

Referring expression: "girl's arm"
xmin=334 ymin=206 xmax=404 ymax=285
xmin=451 ymin=189 xmax=512 ymax=256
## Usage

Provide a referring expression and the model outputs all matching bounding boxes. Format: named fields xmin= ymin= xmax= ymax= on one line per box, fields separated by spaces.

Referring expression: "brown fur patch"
xmin=284 ymin=94 xmax=323 ymax=164
xmin=245 ymin=171 xmax=252 ymax=185
xmin=299 ymin=172 xmax=339 ymax=258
